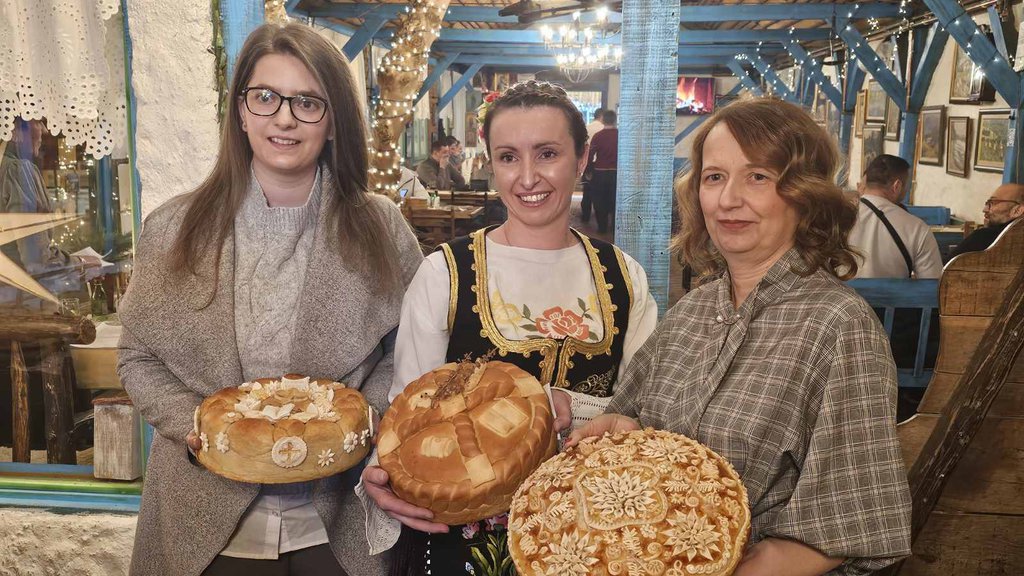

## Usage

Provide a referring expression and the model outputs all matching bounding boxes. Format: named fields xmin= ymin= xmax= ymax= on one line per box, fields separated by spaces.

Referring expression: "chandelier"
xmin=539 ymin=7 xmax=622 ymax=83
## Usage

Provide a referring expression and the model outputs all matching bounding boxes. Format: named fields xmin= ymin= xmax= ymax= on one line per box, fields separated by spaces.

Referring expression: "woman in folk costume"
xmin=118 ymin=23 xmax=422 ymax=576
xmin=360 ymin=80 xmax=658 ymax=575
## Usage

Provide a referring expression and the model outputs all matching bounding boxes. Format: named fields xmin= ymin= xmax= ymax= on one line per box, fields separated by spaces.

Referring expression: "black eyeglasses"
xmin=984 ymin=198 xmax=1021 ymax=209
xmin=241 ymin=87 xmax=328 ymax=123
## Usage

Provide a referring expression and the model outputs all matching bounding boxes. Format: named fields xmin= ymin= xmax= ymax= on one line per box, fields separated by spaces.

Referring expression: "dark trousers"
xmin=580 ymin=180 xmax=593 ymax=222
xmin=592 ymin=169 xmax=617 ymax=233
xmin=202 ymin=544 xmax=348 ymax=576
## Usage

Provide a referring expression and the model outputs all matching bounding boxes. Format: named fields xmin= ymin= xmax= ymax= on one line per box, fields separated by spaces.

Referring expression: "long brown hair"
xmin=674 ymin=97 xmax=859 ymax=280
xmin=170 ymin=23 xmax=402 ymax=294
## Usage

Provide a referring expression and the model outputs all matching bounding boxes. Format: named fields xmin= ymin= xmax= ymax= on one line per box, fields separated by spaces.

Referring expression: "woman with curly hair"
xmin=569 ymin=97 xmax=912 ymax=576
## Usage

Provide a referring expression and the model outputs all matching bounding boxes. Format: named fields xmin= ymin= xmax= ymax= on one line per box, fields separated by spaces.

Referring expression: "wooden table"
xmin=432 ymin=190 xmax=500 ymax=207
xmin=405 ymin=204 xmax=484 ymax=247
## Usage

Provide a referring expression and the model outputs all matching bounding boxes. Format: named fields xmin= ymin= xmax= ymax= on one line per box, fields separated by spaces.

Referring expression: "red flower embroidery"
xmin=535 ymin=307 xmax=590 ymax=340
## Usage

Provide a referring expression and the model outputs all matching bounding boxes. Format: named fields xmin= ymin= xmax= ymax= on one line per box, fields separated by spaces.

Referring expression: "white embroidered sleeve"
xmin=354 ymin=449 xmax=403 ymax=555
xmin=562 ymin=388 xmax=613 ymax=432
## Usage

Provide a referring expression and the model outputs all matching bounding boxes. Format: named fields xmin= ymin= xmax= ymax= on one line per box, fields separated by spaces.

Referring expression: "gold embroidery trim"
xmin=555 ymin=230 xmax=617 ymax=389
xmin=440 ymin=243 xmax=459 ymax=334
xmin=612 ymin=245 xmax=635 ymax=307
xmin=472 ymin=227 xmax=559 ymax=385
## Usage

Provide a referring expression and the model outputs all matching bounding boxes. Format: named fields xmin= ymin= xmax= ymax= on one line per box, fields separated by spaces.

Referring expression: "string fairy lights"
xmin=366 ymin=0 xmax=450 ymax=199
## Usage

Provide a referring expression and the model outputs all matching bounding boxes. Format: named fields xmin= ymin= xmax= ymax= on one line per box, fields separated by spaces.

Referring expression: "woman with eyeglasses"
xmin=117 ymin=23 xmax=422 ymax=576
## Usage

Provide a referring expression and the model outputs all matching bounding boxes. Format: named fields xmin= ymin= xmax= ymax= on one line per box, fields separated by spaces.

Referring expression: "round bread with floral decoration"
xmin=378 ymin=358 xmax=556 ymax=525
xmin=194 ymin=374 xmax=372 ymax=483
xmin=509 ymin=428 xmax=750 ymax=576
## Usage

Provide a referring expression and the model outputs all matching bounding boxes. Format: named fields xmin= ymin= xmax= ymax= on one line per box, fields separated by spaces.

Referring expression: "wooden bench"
xmin=883 ymin=218 xmax=1024 ymax=575
xmin=847 ymin=278 xmax=939 ymax=389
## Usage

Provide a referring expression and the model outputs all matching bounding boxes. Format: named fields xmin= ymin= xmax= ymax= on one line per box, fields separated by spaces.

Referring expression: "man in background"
xmin=950 ymin=183 xmax=1023 ymax=258
xmin=416 ymin=139 xmax=454 ymax=190
xmin=848 ymin=154 xmax=942 ymax=279
xmin=444 ymin=136 xmax=468 ymax=189
xmin=588 ymin=110 xmax=619 ymax=234
xmin=580 ymin=107 xmax=606 ymax=223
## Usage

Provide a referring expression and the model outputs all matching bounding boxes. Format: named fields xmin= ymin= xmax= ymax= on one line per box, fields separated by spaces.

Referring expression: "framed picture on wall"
xmin=945 ymin=116 xmax=971 ymax=177
xmin=917 ymin=105 xmax=946 ymax=166
xmin=866 ymin=81 xmax=887 ymax=123
xmin=975 ymin=108 xmax=1011 ymax=173
xmin=862 ymin=124 xmax=885 ymax=169
xmin=950 ymin=44 xmax=996 ymax=103
xmin=855 ymin=90 xmax=866 ymax=137
xmin=885 ymin=100 xmax=901 ymax=141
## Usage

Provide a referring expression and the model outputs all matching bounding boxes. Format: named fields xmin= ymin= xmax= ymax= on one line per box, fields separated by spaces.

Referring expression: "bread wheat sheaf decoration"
xmin=367 ymin=0 xmax=451 ymax=200
xmin=509 ymin=428 xmax=751 ymax=576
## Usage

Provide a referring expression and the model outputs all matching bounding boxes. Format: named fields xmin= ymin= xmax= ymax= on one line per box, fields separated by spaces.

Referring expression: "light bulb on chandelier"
xmin=539 ymin=6 xmax=621 ymax=83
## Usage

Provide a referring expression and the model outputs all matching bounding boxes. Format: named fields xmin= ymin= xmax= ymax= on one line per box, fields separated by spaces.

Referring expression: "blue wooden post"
xmin=727 ymin=59 xmax=764 ymax=96
xmin=120 ymin=0 xmax=142 ymax=238
xmin=222 ymin=0 xmax=265 ymax=82
xmin=436 ymin=63 xmax=483 ymax=113
xmin=417 ymin=52 xmax=460 ymax=104
xmin=96 ymin=157 xmax=115 ymax=253
xmin=839 ymin=49 xmax=866 ymax=183
xmin=343 ymin=12 xmax=391 ymax=62
xmin=617 ymin=0 xmax=678 ymax=314
xmin=901 ymin=24 xmax=949 ymax=192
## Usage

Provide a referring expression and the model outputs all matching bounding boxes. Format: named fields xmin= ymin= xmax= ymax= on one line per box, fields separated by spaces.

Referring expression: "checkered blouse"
xmin=607 ymin=249 xmax=913 ymax=575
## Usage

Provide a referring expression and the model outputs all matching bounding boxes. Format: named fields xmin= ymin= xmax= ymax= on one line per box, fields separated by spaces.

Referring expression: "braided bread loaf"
xmin=195 ymin=375 xmax=372 ymax=483
xmin=378 ymin=360 xmax=556 ymax=525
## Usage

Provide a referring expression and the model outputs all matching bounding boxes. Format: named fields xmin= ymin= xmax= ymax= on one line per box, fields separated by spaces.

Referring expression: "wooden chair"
xmin=881 ymin=218 xmax=1024 ymax=574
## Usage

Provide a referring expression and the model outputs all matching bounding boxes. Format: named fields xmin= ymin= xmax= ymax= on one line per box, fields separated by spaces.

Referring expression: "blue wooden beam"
xmin=617 ymin=0 xmax=678 ymax=315
xmin=675 ymin=83 xmax=742 ymax=145
xmin=417 ymin=51 xmax=460 ymax=105
xmin=836 ymin=19 xmax=907 ymax=109
xmin=922 ymin=0 xmax=1020 ymax=106
xmin=800 ymin=62 xmax=816 ymax=107
xmin=436 ymin=63 xmax=483 ymax=113
xmin=727 ymin=60 xmax=764 ymax=96
xmin=680 ymin=3 xmax=902 ymax=21
xmin=450 ymin=53 xmax=734 ymax=67
xmin=342 ymin=10 xmax=390 ymax=61
xmin=385 ymin=28 xmax=833 ymax=44
xmin=987 ymin=5 xmax=1009 ymax=59
xmin=435 ymin=42 xmax=784 ymax=57
xmin=746 ymin=53 xmax=797 ymax=102
xmin=785 ymin=41 xmax=842 ymax=109
xmin=838 ymin=48 xmax=866 ymax=182
xmin=222 ymin=0 xmax=264 ymax=82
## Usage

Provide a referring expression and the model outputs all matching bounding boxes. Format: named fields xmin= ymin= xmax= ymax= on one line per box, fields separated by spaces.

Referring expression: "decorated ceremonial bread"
xmin=378 ymin=358 xmax=556 ymax=525
xmin=509 ymin=428 xmax=750 ymax=576
xmin=194 ymin=374 xmax=372 ymax=483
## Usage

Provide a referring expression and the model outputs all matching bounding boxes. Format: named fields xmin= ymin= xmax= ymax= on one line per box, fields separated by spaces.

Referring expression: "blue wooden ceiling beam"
xmin=836 ymin=18 xmax=907 ymax=109
xmin=341 ymin=9 xmax=390 ymax=61
xmin=416 ymin=51 xmax=460 ymax=105
xmin=844 ymin=49 xmax=867 ymax=111
xmin=381 ymin=27 xmax=832 ymax=44
xmin=922 ymin=0 xmax=1020 ymax=106
xmin=727 ymin=60 xmax=765 ymax=96
xmin=746 ymin=53 xmax=797 ymax=102
xmin=987 ymin=5 xmax=1009 ymax=59
xmin=437 ymin=63 xmax=484 ymax=113
xmin=784 ymin=41 xmax=842 ymax=109
xmin=908 ymin=23 xmax=949 ymax=112
xmin=451 ymin=54 xmax=734 ymax=67
xmin=299 ymin=3 xmax=899 ymax=23
xmin=434 ymin=42 xmax=785 ymax=57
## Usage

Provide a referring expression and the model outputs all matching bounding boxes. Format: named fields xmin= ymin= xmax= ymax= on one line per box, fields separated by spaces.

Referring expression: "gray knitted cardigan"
xmin=118 ymin=172 xmax=422 ymax=576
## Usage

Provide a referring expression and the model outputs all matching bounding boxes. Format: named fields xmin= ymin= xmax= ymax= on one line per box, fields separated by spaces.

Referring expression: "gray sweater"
xmin=118 ymin=167 xmax=423 ymax=576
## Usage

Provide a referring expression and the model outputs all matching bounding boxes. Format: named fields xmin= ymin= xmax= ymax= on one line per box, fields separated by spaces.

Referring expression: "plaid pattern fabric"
xmin=608 ymin=249 xmax=912 ymax=575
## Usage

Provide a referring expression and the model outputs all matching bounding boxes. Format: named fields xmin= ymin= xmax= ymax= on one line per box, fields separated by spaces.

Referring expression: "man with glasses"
xmin=950 ymin=183 xmax=1024 ymax=258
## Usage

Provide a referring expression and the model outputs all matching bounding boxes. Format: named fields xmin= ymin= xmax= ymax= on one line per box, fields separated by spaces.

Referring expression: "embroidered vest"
xmin=437 ymin=226 xmax=632 ymax=397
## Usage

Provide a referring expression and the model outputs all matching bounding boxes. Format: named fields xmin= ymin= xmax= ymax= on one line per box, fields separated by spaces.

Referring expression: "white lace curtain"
xmin=0 ymin=0 xmax=127 ymax=157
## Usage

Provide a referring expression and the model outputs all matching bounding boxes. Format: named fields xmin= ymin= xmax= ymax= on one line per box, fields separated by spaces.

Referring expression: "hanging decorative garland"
xmin=367 ymin=0 xmax=451 ymax=199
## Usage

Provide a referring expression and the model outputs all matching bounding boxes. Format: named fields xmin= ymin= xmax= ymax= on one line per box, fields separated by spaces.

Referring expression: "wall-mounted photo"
xmin=885 ymin=100 xmax=901 ymax=141
xmin=855 ymin=90 xmax=866 ymax=138
xmin=813 ymin=88 xmax=829 ymax=123
xmin=950 ymin=44 xmax=996 ymax=103
xmin=975 ymin=108 xmax=1011 ymax=173
xmin=866 ymin=80 xmax=887 ymax=123
xmin=917 ymin=105 xmax=946 ymax=166
xmin=862 ymin=124 xmax=885 ymax=170
xmin=945 ymin=116 xmax=971 ymax=178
